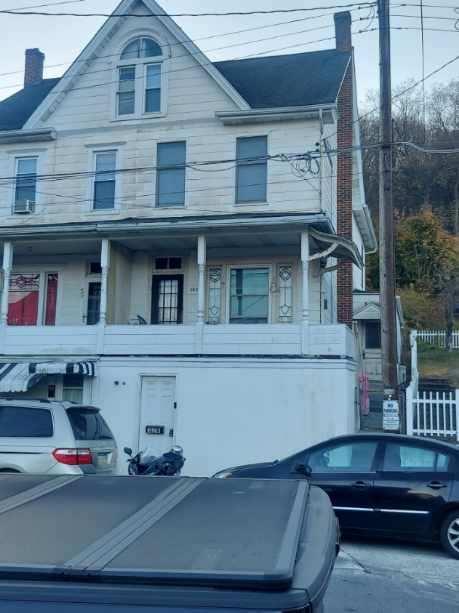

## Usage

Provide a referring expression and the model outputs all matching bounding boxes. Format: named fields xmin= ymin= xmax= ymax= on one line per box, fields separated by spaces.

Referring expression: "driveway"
xmin=325 ymin=538 xmax=459 ymax=613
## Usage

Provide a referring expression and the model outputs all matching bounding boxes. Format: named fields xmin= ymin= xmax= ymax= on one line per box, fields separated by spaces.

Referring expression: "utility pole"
xmin=378 ymin=0 xmax=399 ymax=407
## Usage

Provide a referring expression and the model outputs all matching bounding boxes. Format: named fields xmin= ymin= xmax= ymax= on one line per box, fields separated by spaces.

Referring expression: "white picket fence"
xmin=417 ymin=329 xmax=459 ymax=349
xmin=406 ymin=388 xmax=459 ymax=440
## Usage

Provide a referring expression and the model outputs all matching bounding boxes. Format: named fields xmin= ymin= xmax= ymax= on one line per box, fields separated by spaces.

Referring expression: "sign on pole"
xmin=383 ymin=399 xmax=400 ymax=431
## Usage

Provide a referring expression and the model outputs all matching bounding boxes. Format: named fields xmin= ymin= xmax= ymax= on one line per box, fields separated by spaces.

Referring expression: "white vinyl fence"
xmin=406 ymin=388 xmax=459 ymax=440
xmin=417 ymin=329 xmax=459 ymax=349
xmin=406 ymin=330 xmax=458 ymax=440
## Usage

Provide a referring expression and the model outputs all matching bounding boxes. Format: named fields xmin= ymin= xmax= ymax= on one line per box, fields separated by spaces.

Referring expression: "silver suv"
xmin=0 ymin=399 xmax=117 ymax=475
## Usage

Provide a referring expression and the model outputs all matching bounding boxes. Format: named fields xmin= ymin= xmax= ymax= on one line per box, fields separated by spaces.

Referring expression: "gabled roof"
xmin=215 ymin=49 xmax=350 ymax=109
xmin=0 ymin=49 xmax=350 ymax=132
xmin=0 ymin=79 xmax=59 ymax=131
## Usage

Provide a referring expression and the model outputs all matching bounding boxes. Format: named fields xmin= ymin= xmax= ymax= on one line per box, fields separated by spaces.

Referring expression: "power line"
xmin=7 ymin=0 xmax=86 ymax=10
xmin=0 ymin=9 xmax=345 ymax=79
xmin=321 ymin=52 xmax=459 ymax=145
xmin=0 ymin=2 xmax=376 ymax=18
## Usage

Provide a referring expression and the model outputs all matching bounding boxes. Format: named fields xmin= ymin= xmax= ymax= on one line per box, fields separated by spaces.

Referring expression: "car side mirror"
xmin=123 ymin=447 xmax=132 ymax=456
xmin=294 ymin=463 xmax=312 ymax=478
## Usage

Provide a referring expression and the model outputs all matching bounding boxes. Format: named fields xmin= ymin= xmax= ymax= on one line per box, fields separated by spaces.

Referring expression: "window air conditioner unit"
xmin=13 ymin=199 xmax=35 ymax=214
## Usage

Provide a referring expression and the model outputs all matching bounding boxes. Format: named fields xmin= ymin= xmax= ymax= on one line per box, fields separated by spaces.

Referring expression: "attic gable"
xmin=24 ymin=0 xmax=249 ymax=129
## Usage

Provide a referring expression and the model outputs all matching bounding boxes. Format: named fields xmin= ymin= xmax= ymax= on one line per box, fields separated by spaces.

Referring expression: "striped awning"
xmin=0 ymin=362 xmax=95 ymax=393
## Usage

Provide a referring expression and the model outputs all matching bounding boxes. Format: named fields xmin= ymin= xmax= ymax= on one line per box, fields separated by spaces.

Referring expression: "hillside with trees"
xmin=360 ymin=79 xmax=459 ymax=335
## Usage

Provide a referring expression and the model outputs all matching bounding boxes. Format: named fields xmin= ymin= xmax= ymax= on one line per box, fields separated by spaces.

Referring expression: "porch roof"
xmin=4 ymin=212 xmax=363 ymax=266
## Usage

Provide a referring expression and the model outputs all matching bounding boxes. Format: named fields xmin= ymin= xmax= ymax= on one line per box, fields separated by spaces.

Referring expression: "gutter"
xmin=216 ymin=104 xmax=336 ymax=125
xmin=353 ymin=205 xmax=378 ymax=254
xmin=0 ymin=129 xmax=56 ymax=144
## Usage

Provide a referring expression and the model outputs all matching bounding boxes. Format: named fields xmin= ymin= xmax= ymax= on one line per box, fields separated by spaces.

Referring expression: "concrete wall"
xmin=91 ymin=356 xmax=358 ymax=476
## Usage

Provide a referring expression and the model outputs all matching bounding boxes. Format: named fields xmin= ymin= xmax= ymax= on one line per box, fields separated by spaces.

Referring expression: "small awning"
xmin=0 ymin=362 xmax=95 ymax=393
xmin=309 ymin=228 xmax=364 ymax=268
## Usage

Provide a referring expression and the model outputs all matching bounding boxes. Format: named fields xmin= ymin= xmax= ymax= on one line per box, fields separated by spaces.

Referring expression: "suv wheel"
xmin=440 ymin=510 xmax=459 ymax=559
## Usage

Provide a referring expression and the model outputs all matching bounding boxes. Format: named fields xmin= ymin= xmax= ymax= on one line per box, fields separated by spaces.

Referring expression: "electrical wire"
xmin=0 ymin=9 xmax=347 ymax=80
xmin=0 ymin=2 xmax=377 ymax=18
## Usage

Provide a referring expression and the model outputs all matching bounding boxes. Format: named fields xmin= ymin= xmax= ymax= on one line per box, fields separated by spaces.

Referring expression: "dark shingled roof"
xmin=0 ymin=78 xmax=60 ymax=131
xmin=215 ymin=49 xmax=350 ymax=108
xmin=0 ymin=49 xmax=350 ymax=131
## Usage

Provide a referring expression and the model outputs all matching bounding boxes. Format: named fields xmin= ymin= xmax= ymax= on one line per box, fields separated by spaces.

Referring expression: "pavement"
xmin=325 ymin=538 xmax=459 ymax=612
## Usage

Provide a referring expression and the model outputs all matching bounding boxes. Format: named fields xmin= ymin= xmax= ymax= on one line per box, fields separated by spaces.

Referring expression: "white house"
xmin=0 ymin=0 xmax=376 ymax=475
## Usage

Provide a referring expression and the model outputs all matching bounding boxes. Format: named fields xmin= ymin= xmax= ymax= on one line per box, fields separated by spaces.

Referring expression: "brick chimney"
xmin=334 ymin=11 xmax=354 ymax=327
xmin=334 ymin=11 xmax=352 ymax=51
xmin=24 ymin=48 xmax=45 ymax=87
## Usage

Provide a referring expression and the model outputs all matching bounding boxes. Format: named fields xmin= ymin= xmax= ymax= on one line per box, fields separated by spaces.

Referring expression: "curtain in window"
xmin=7 ymin=274 xmax=40 ymax=326
xmin=44 ymin=273 xmax=58 ymax=326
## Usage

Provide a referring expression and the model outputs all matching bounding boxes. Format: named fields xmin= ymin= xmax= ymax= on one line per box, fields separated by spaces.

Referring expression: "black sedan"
xmin=214 ymin=433 xmax=459 ymax=558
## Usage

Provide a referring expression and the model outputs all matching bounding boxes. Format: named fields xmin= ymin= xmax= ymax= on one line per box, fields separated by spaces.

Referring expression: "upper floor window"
xmin=236 ymin=136 xmax=267 ymax=203
xmin=93 ymin=151 xmax=116 ymax=210
xmin=14 ymin=157 xmax=37 ymax=214
xmin=156 ymin=142 xmax=186 ymax=207
xmin=117 ymin=37 xmax=164 ymax=118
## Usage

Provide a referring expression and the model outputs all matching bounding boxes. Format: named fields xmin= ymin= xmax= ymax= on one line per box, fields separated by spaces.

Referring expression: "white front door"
xmin=138 ymin=376 xmax=176 ymax=456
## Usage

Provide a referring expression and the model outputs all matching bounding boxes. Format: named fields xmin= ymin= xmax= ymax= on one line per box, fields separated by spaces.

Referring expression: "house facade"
xmin=0 ymin=0 xmax=376 ymax=475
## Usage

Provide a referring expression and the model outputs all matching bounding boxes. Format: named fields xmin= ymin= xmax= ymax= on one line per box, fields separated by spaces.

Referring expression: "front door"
xmin=151 ymin=275 xmax=183 ymax=324
xmin=138 ymin=376 xmax=176 ymax=457
xmin=305 ymin=439 xmax=379 ymax=531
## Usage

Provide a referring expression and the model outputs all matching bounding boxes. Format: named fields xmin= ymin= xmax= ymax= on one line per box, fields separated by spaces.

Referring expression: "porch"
xmin=0 ymin=322 xmax=355 ymax=357
xmin=0 ymin=213 xmax=361 ymax=358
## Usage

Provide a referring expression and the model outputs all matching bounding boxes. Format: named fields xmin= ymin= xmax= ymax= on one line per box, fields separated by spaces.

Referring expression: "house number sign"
xmin=145 ymin=425 xmax=165 ymax=435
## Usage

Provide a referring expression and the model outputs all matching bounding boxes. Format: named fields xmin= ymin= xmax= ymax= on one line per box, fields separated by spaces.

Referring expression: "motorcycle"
xmin=123 ymin=445 xmax=185 ymax=476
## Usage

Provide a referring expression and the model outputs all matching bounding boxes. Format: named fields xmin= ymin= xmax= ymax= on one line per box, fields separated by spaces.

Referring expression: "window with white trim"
xmin=117 ymin=37 xmax=164 ymax=118
xmin=14 ymin=157 xmax=37 ymax=213
xmin=156 ymin=142 xmax=186 ymax=207
xmin=229 ymin=267 xmax=270 ymax=324
xmin=93 ymin=151 xmax=116 ymax=210
xmin=236 ymin=136 xmax=268 ymax=203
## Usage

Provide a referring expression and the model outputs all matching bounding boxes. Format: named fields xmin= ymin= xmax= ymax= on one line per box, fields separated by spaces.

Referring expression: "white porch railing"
xmin=407 ymin=389 xmax=459 ymax=441
xmin=417 ymin=329 xmax=459 ymax=349
xmin=0 ymin=323 xmax=355 ymax=359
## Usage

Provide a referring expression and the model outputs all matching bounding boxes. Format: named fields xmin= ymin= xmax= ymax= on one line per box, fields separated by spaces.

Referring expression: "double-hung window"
xmin=14 ymin=157 xmax=37 ymax=213
xmin=156 ymin=142 xmax=186 ymax=207
xmin=117 ymin=66 xmax=136 ymax=116
xmin=230 ymin=268 xmax=270 ymax=323
xmin=93 ymin=151 xmax=116 ymax=210
xmin=117 ymin=37 xmax=163 ymax=118
xmin=145 ymin=64 xmax=161 ymax=113
xmin=236 ymin=136 xmax=268 ymax=203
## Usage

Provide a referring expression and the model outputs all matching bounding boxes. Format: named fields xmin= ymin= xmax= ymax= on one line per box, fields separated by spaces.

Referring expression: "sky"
xmin=1 ymin=0 xmax=458 ymax=106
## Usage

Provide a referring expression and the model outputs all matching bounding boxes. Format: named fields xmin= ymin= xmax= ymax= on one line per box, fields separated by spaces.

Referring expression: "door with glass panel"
xmin=151 ymin=275 xmax=184 ymax=324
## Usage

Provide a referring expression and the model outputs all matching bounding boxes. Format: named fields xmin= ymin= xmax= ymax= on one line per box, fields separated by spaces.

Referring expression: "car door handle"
xmin=427 ymin=481 xmax=447 ymax=490
xmin=352 ymin=480 xmax=370 ymax=488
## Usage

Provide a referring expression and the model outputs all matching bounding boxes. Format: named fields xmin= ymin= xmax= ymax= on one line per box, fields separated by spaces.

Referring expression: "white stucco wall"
xmin=91 ymin=356 xmax=358 ymax=476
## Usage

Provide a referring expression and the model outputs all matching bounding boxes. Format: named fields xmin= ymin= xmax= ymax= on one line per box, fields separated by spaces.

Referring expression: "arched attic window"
xmin=117 ymin=37 xmax=164 ymax=117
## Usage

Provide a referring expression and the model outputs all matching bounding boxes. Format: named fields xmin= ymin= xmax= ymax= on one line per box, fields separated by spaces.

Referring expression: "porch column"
xmin=300 ymin=231 xmax=310 ymax=354
xmin=99 ymin=239 xmax=111 ymax=325
xmin=1 ymin=242 xmax=13 ymax=326
xmin=195 ymin=235 xmax=206 ymax=352
xmin=197 ymin=235 xmax=206 ymax=324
